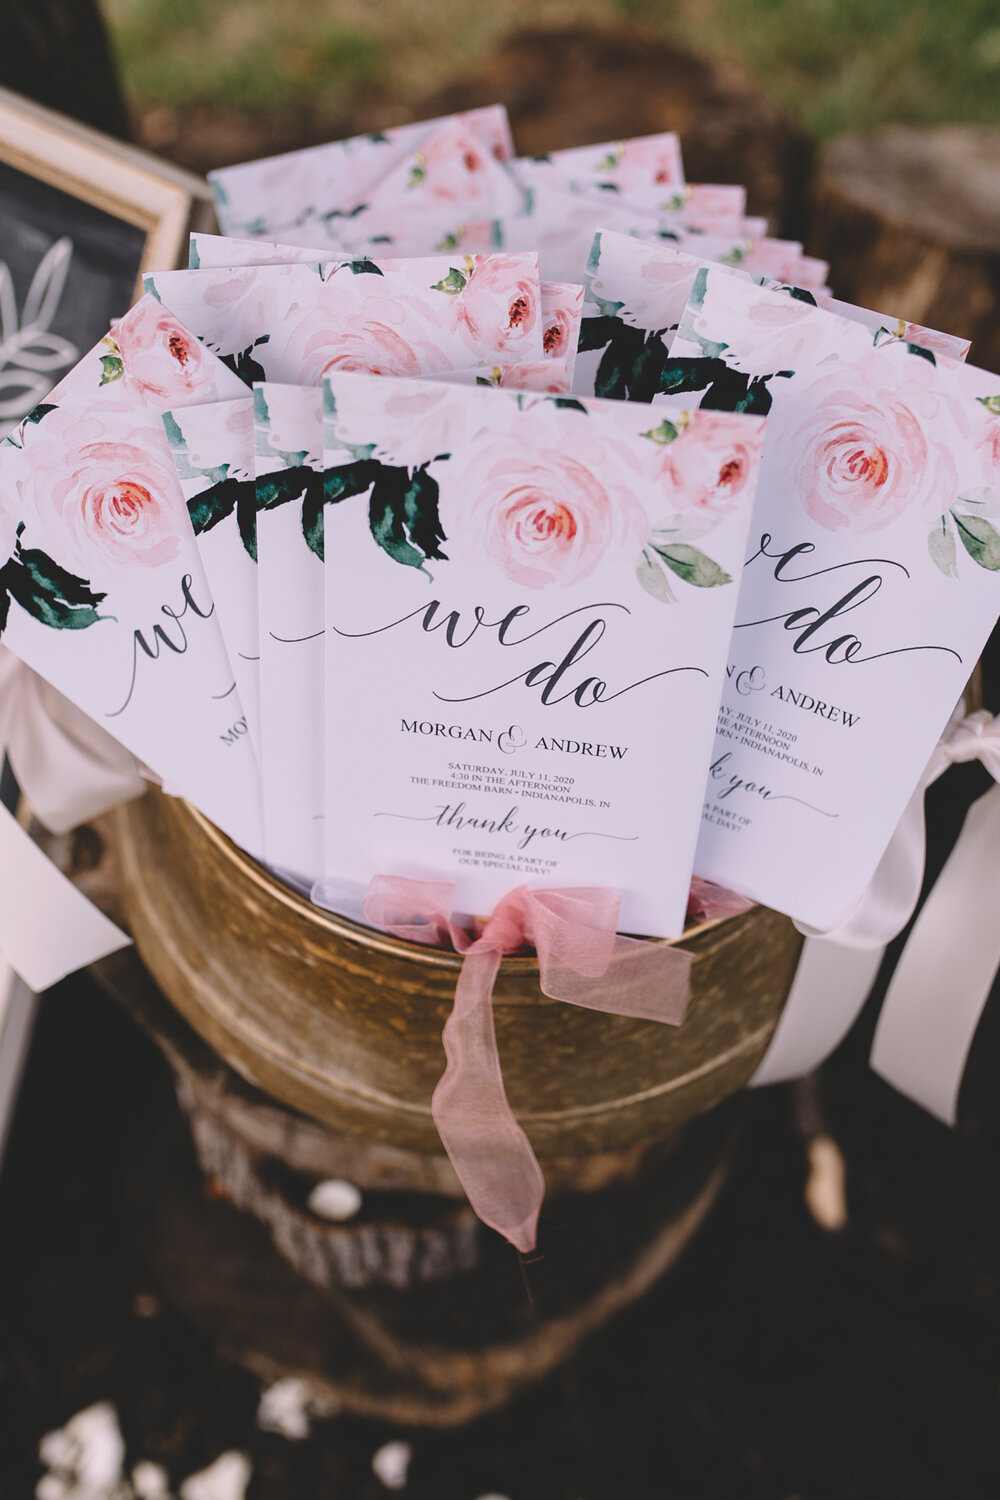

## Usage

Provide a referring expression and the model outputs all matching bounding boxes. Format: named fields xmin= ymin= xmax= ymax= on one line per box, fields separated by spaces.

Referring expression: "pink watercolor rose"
xmin=604 ymin=136 xmax=684 ymax=196
xmin=452 ymin=255 xmax=540 ymax=356
xmin=776 ymin=364 xmax=959 ymax=534
xmin=902 ymin=323 xmax=971 ymax=362
xmin=113 ymin=298 xmax=212 ymax=404
xmin=442 ymin=423 xmax=647 ymax=588
xmin=25 ymin=411 xmax=184 ymax=571
xmin=412 ymin=123 xmax=492 ymax=204
xmin=653 ymin=411 xmax=765 ymax=539
xmin=680 ymin=183 xmax=746 ymax=225
xmin=284 ymin=293 xmax=446 ymax=385
xmin=540 ymin=285 xmax=582 ymax=360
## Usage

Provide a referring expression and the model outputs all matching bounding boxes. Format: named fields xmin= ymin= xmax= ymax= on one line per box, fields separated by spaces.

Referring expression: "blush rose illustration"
xmin=775 ymin=365 xmax=958 ymax=534
xmin=113 ymin=298 xmax=211 ymax=403
xmin=29 ymin=415 xmax=185 ymax=572
xmin=285 ymin=306 xmax=437 ymax=386
xmin=453 ymin=256 xmax=540 ymax=355
xmin=653 ymin=411 xmax=765 ymax=540
xmin=414 ymin=124 xmax=492 ymax=203
xmin=443 ymin=430 xmax=647 ymax=588
xmin=606 ymin=137 xmax=684 ymax=194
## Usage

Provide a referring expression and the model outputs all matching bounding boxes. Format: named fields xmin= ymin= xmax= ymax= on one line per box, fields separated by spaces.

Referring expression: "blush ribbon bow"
xmin=363 ymin=875 xmax=693 ymax=1254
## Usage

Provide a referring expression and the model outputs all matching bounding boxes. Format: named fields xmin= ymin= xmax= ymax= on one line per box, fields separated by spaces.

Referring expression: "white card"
xmin=319 ymin=373 xmax=766 ymax=938
xmin=208 ymin=105 xmax=515 ymax=240
xmin=253 ymin=382 xmax=326 ymax=884
xmin=161 ymin=397 xmax=261 ymax=757
xmin=667 ymin=267 xmax=1000 ymax=928
xmin=575 ymin=231 xmax=968 ymax=401
xmin=0 ymin=296 xmax=263 ymax=854
xmin=146 ymin=254 xmax=546 ymax=381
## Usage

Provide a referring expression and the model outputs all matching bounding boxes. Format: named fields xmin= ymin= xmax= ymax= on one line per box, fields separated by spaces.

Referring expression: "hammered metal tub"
xmin=109 ymin=786 xmax=802 ymax=1170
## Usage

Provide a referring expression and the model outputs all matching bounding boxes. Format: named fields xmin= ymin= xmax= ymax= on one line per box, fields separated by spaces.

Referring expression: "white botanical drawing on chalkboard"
xmin=0 ymin=237 xmax=79 ymax=438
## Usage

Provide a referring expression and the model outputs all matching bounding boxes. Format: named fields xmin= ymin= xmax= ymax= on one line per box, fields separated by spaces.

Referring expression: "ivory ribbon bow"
xmin=0 ymin=646 xmax=135 ymax=991
xmin=363 ymin=875 xmax=693 ymax=1253
xmin=870 ymin=709 xmax=1000 ymax=1123
xmin=752 ymin=707 xmax=1000 ymax=1116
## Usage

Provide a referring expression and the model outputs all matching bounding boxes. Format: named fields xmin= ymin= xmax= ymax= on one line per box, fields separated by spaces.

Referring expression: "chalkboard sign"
xmin=0 ymin=86 xmax=215 ymax=437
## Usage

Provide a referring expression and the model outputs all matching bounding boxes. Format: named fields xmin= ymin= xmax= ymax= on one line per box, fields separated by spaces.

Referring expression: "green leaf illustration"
xmin=302 ymin=458 xmax=382 ymax=560
xmin=187 ymin=475 xmax=247 ymax=539
xmin=432 ymin=266 xmax=468 ymax=296
xmin=636 ymin=548 xmax=676 ymax=604
xmin=977 ymin=394 xmax=1000 ymax=416
xmin=436 ymin=231 xmax=462 ymax=252
xmin=597 ymin=150 xmax=620 ymax=171
xmin=221 ymin=334 xmax=271 ymax=387
xmin=346 ymin=258 xmax=384 ymax=276
xmin=24 ymin=402 xmax=57 ymax=426
xmin=906 ymin=342 xmax=936 ymax=364
xmin=650 ymin=541 xmax=731 ymax=588
xmin=641 ymin=418 xmax=680 ymax=445
xmin=4 ymin=529 xmax=108 ymax=630
xmin=408 ymin=162 xmax=426 ymax=189
xmin=951 ymin=510 xmax=1000 ymax=570
xmin=928 ymin=517 xmax=958 ymax=578
xmin=955 ymin=485 xmax=1000 ymax=516
xmin=368 ymin=463 xmax=449 ymax=575
xmin=99 ymin=354 xmax=124 ymax=386
xmin=550 ymin=397 xmax=588 ymax=412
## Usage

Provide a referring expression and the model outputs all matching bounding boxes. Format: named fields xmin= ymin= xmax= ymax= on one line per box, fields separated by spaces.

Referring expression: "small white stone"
xmin=307 ymin=1179 xmax=362 ymax=1222
xmin=39 ymin=1403 xmax=126 ymax=1492
xmin=132 ymin=1460 xmax=171 ymax=1498
xmin=371 ymin=1439 xmax=412 ymax=1491
xmin=256 ymin=1377 xmax=313 ymax=1440
xmin=805 ymin=1134 xmax=848 ymax=1232
xmin=178 ymin=1452 xmax=251 ymax=1500
xmin=35 ymin=1476 xmax=68 ymax=1500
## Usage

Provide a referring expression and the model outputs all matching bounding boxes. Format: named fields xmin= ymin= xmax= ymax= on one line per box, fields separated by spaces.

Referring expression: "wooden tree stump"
xmin=810 ymin=126 xmax=1000 ymax=372
xmin=422 ymin=26 xmax=811 ymax=234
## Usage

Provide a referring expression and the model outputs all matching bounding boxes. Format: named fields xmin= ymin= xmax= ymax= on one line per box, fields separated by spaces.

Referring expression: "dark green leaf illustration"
xmin=368 ymin=462 xmax=448 ymax=574
xmin=952 ymin=510 xmax=1000 ymax=571
xmin=304 ymin=458 xmax=382 ymax=559
xmin=187 ymin=474 xmax=248 ymax=538
xmin=977 ymin=394 xmax=1000 ymax=417
xmin=550 ymin=397 xmax=588 ymax=412
xmin=24 ymin=403 xmax=58 ymax=426
xmin=220 ymin=334 xmax=271 ymax=387
xmin=346 ymin=258 xmax=385 ymax=276
xmin=0 ymin=525 xmax=109 ymax=633
xmin=906 ymin=341 xmax=936 ymax=364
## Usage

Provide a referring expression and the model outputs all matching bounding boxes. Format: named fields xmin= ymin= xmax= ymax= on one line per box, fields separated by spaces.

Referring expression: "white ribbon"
xmin=0 ymin=644 xmax=135 ymax=990
xmin=870 ymin=711 xmax=1000 ymax=1122
xmin=750 ymin=704 xmax=981 ymax=1090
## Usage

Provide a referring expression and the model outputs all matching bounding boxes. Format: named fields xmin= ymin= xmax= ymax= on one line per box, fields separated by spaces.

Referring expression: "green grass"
xmin=101 ymin=0 xmax=1000 ymax=139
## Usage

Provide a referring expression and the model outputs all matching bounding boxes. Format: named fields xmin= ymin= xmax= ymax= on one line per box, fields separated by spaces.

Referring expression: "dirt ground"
xmin=2 ymin=761 xmax=1000 ymax=1499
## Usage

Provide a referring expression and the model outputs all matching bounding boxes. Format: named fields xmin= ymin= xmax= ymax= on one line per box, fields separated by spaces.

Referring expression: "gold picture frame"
xmin=0 ymin=85 xmax=215 ymax=299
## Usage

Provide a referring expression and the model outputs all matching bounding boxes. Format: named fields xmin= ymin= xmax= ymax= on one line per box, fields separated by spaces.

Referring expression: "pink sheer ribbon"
xmin=363 ymin=875 xmax=694 ymax=1253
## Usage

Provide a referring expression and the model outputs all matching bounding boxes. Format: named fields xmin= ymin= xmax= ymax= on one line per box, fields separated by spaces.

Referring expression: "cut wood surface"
xmin=811 ymin=126 xmax=1000 ymax=372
